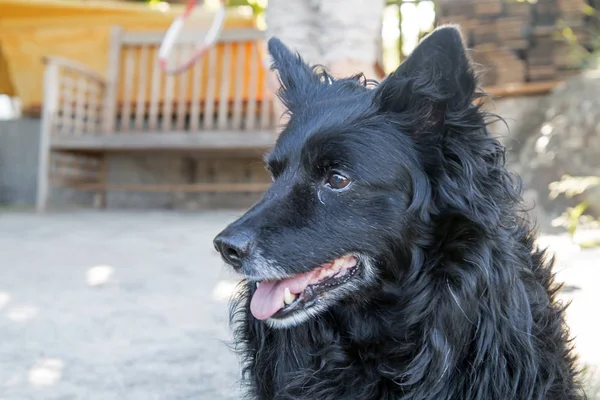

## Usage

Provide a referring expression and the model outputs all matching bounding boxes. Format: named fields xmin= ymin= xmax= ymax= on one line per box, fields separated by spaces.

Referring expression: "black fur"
xmin=214 ymin=26 xmax=584 ymax=399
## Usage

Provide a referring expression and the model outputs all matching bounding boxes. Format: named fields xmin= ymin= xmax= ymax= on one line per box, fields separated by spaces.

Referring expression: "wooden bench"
xmin=36 ymin=25 xmax=276 ymax=212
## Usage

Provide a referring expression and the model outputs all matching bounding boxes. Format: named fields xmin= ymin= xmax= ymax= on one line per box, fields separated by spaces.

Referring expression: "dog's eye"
xmin=326 ymin=171 xmax=351 ymax=190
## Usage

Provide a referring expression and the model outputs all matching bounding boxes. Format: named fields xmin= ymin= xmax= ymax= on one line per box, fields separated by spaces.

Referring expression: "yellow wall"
xmin=0 ymin=0 xmax=262 ymax=114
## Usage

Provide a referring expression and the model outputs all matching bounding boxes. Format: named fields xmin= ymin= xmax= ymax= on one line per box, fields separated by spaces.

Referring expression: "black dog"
xmin=214 ymin=26 xmax=583 ymax=399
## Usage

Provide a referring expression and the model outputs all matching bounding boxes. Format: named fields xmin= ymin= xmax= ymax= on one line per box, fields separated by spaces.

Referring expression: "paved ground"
xmin=0 ymin=210 xmax=599 ymax=399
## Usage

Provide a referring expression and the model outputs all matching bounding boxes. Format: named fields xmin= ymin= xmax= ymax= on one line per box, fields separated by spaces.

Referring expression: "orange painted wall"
xmin=0 ymin=0 xmax=266 ymax=114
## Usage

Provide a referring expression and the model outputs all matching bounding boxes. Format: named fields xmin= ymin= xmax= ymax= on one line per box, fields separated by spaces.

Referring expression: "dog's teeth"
xmin=283 ymin=287 xmax=297 ymax=305
xmin=256 ymin=282 xmax=260 ymax=288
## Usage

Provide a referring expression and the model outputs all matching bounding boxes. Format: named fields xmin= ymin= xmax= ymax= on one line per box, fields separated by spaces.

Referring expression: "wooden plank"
xmin=148 ymin=46 xmax=162 ymax=131
xmin=161 ymin=46 xmax=177 ymax=131
xmin=483 ymin=81 xmax=560 ymax=97
xmin=231 ymin=42 xmax=245 ymax=130
xmin=503 ymin=39 xmax=529 ymax=50
xmin=86 ymin=83 xmax=99 ymax=133
xmin=60 ymin=75 xmax=75 ymax=134
xmin=134 ymin=45 xmax=150 ymax=131
xmin=203 ymin=47 xmax=218 ymax=130
xmin=473 ymin=0 xmax=503 ymax=15
xmin=175 ymin=45 xmax=191 ymax=131
xmin=259 ymin=70 xmax=272 ymax=130
xmin=74 ymin=76 xmax=87 ymax=135
xmin=37 ymin=62 xmax=61 ymax=212
xmin=495 ymin=17 xmax=527 ymax=40
xmin=217 ymin=42 xmax=233 ymax=130
xmin=504 ymin=0 xmax=531 ymax=16
xmin=189 ymin=44 xmax=204 ymax=132
xmin=120 ymin=46 xmax=136 ymax=131
xmin=528 ymin=65 xmax=557 ymax=82
xmin=245 ymin=41 xmax=258 ymax=130
xmin=57 ymin=182 xmax=271 ymax=193
xmin=43 ymin=56 xmax=106 ymax=84
xmin=103 ymin=25 xmax=124 ymax=134
xmin=50 ymin=131 xmax=277 ymax=151
xmin=120 ymin=28 xmax=265 ymax=45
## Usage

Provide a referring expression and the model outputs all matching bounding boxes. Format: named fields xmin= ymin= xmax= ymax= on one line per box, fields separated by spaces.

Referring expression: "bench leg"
xmin=35 ymin=150 xmax=50 ymax=213
xmin=93 ymin=154 xmax=107 ymax=209
xmin=37 ymin=62 xmax=60 ymax=213
xmin=36 ymin=136 xmax=51 ymax=214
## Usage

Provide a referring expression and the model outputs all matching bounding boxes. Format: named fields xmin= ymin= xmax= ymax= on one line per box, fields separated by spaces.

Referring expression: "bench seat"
xmin=50 ymin=131 xmax=276 ymax=152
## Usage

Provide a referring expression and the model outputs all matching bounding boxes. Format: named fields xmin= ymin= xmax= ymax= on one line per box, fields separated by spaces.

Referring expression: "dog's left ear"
xmin=374 ymin=25 xmax=476 ymax=125
xmin=267 ymin=37 xmax=315 ymax=111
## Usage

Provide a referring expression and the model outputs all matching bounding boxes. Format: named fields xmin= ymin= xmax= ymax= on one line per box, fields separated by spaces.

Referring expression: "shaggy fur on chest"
xmin=230 ymin=225 xmax=581 ymax=400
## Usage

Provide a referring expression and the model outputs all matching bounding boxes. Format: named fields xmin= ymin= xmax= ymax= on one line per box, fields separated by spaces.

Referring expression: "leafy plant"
xmin=555 ymin=5 xmax=600 ymax=71
xmin=549 ymin=175 xmax=600 ymax=247
xmin=227 ymin=0 xmax=267 ymax=16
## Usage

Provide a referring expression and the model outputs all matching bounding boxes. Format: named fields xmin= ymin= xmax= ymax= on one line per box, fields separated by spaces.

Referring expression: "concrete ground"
xmin=0 ymin=210 xmax=599 ymax=399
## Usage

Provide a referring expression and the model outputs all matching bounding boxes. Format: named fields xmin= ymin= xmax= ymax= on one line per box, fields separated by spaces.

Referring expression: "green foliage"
xmin=549 ymin=175 xmax=600 ymax=200
xmin=549 ymin=175 xmax=600 ymax=247
xmin=565 ymin=201 xmax=589 ymax=238
xmin=227 ymin=0 xmax=266 ymax=15
xmin=581 ymin=364 xmax=600 ymax=400
xmin=555 ymin=6 xmax=600 ymax=70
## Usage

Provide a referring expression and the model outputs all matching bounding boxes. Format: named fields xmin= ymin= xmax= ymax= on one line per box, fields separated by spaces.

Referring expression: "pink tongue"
xmin=250 ymin=270 xmax=316 ymax=320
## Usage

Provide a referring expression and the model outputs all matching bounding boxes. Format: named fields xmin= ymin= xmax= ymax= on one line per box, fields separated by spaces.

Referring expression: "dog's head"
xmin=214 ymin=26 xmax=484 ymax=328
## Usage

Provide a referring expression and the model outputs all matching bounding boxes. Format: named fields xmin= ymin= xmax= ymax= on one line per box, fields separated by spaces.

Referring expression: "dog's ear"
xmin=373 ymin=25 xmax=476 ymax=125
xmin=267 ymin=37 xmax=315 ymax=111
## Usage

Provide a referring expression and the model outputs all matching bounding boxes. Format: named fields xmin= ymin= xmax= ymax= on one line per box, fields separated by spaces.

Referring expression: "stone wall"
xmin=486 ymin=95 xmax=552 ymax=228
xmin=486 ymin=72 xmax=600 ymax=230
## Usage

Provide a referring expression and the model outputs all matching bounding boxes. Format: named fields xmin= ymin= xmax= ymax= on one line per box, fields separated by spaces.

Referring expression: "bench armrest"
xmin=43 ymin=56 xmax=107 ymax=86
xmin=42 ymin=56 xmax=107 ymax=135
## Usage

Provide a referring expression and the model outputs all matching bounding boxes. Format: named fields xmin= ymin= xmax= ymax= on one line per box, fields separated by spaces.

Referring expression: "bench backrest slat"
xmin=134 ymin=45 xmax=150 ymax=131
xmin=120 ymin=45 xmax=137 ymax=131
xmin=60 ymin=76 xmax=75 ymax=134
xmin=231 ymin=42 xmax=245 ymax=131
xmin=175 ymin=45 xmax=192 ymax=131
xmin=105 ymin=25 xmax=274 ymax=134
xmin=244 ymin=40 xmax=259 ymax=131
xmin=161 ymin=50 xmax=177 ymax=132
xmin=120 ymin=28 xmax=266 ymax=45
xmin=103 ymin=26 xmax=124 ymax=134
xmin=74 ymin=76 xmax=87 ymax=135
xmin=259 ymin=54 xmax=273 ymax=130
xmin=202 ymin=46 xmax=218 ymax=130
xmin=189 ymin=48 xmax=204 ymax=132
xmin=85 ymin=83 xmax=101 ymax=134
xmin=148 ymin=44 xmax=162 ymax=131
xmin=217 ymin=43 xmax=233 ymax=130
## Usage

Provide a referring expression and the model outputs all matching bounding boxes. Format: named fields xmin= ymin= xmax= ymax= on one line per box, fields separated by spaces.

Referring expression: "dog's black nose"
xmin=213 ymin=231 xmax=253 ymax=271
